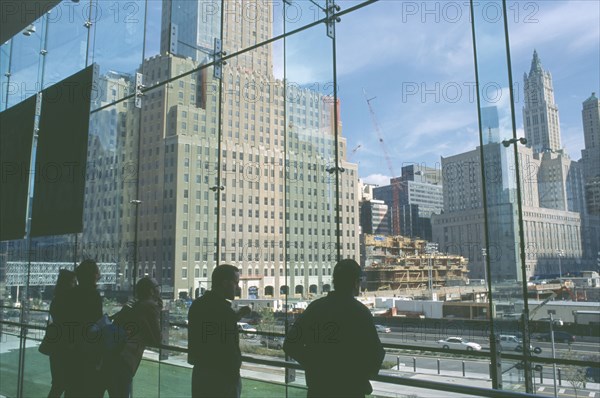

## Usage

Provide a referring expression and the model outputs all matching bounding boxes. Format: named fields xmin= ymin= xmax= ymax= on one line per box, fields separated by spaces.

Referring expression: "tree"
xmin=563 ymin=347 xmax=587 ymax=398
xmin=259 ymin=307 xmax=275 ymax=327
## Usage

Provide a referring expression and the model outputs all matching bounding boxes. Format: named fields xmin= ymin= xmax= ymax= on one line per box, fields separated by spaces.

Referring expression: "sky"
xmin=329 ymin=0 xmax=600 ymax=186
xmin=3 ymin=0 xmax=598 ymax=189
xmin=270 ymin=0 xmax=600 ymax=186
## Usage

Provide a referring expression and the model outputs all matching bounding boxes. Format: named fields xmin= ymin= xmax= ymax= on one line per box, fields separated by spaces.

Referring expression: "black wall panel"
xmin=30 ymin=65 xmax=95 ymax=237
xmin=0 ymin=96 xmax=37 ymax=241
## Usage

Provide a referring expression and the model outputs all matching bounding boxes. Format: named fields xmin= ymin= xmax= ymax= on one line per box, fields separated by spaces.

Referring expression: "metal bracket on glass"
xmin=135 ymin=73 xmax=144 ymax=109
xmin=209 ymin=186 xmax=225 ymax=192
xmin=502 ymin=137 xmax=527 ymax=147
xmin=84 ymin=20 xmax=92 ymax=29
xmin=213 ymin=38 xmax=227 ymax=80
xmin=326 ymin=0 xmax=341 ymax=39
xmin=326 ymin=166 xmax=345 ymax=174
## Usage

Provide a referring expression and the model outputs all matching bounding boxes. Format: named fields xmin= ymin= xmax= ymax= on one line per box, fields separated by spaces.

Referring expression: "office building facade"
xmin=373 ymin=164 xmax=443 ymax=240
xmin=122 ymin=1 xmax=359 ymax=299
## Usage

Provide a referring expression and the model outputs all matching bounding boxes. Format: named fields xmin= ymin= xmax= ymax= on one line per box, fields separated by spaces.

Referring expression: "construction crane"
xmin=363 ymin=89 xmax=395 ymax=176
xmin=349 ymin=144 xmax=362 ymax=162
xmin=363 ymin=88 xmax=401 ymax=235
xmin=529 ymin=291 xmax=557 ymax=319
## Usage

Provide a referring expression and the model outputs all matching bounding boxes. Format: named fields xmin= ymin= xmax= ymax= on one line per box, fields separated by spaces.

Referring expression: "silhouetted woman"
xmin=102 ymin=277 xmax=162 ymax=397
xmin=47 ymin=269 xmax=77 ymax=398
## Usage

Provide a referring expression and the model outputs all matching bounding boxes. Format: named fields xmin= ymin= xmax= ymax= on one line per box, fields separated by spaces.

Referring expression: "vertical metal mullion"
xmin=84 ymin=0 xmax=94 ymax=66
xmin=468 ymin=0 xmax=500 ymax=389
xmin=132 ymin=0 xmax=151 ymax=298
xmin=331 ymin=2 xmax=341 ymax=263
xmin=501 ymin=0 xmax=533 ymax=393
xmin=17 ymin=12 xmax=52 ymax=396
xmin=282 ymin=4 xmax=290 ymax=398
xmin=4 ymin=40 xmax=13 ymax=110
xmin=215 ymin=0 xmax=226 ymax=269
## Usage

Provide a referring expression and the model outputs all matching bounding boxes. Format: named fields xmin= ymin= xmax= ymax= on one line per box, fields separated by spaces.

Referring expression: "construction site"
xmin=361 ymin=234 xmax=469 ymax=292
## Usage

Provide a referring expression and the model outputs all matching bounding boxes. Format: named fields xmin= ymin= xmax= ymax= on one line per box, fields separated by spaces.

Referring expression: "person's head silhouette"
xmin=137 ymin=277 xmax=160 ymax=299
xmin=54 ymin=269 xmax=76 ymax=296
xmin=333 ymin=259 xmax=361 ymax=296
xmin=211 ymin=264 xmax=240 ymax=300
xmin=75 ymin=259 xmax=100 ymax=288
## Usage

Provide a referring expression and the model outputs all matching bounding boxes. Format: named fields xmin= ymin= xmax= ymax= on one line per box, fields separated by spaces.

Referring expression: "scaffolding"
xmin=3 ymin=262 xmax=117 ymax=287
xmin=362 ymin=234 xmax=468 ymax=291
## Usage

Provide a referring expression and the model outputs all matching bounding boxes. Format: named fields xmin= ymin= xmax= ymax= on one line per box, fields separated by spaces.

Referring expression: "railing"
xmin=4 ymin=317 xmax=597 ymax=398
xmin=0 ymin=307 xmax=598 ymax=397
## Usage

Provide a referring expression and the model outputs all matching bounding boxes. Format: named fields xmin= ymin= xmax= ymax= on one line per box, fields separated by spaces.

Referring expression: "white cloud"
xmin=271 ymin=0 xmax=598 ymax=180
xmin=280 ymin=29 xmax=334 ymax=84
xmin=361 ymin=173 xmax=391 ymax=186
xmin=335 ymin=5 xmax=474 ymax=78
xmin=509 ymin=1 xmax=600 ymax=56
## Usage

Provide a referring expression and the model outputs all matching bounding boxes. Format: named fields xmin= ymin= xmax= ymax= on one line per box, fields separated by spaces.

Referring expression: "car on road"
xmin=499 ymin=335 xmax=522 ymax=351
xmin=237 ymin=322 xmax=257 ymax=338
xmin=437 ymin=337 xmax=481 ymax=351
xmin=375 ymin=324 xmax=391 ymax=333
xmin=498 ymin=335 xmax=542 ymax=354
xmin=260 ymin=335 xmax=283 ymax=349
xmin=536 ymin=331 xmax=575 ymax=343
xmin=539 ymin=317 xmax=564 ymax=326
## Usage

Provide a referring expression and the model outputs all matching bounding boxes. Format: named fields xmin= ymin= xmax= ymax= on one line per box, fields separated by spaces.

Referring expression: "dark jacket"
xmin=49 ymin=292 xmax=70 ymax=325
xmin=119 ymin=298 xmax=162 ymax=375
xmin=283 ymin=291 xmax=385 ymax=397
xmin=48 ymin=291 xmax=72 ymax=350
xmin=65 ymin=285 xmax=103 ymax=348
xmin=63 ymin=284 xmax=104 ymax=398
xmin=188 ymin=290 xmax=241 ymax=382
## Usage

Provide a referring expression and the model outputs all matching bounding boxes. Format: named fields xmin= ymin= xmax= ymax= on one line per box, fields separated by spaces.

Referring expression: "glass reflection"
xmin=0 ymin=0 xmax=599 ymax=397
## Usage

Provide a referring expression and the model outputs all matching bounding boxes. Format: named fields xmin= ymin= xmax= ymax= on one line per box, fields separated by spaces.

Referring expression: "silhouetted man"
xmin=65 ymin=259 xmax=103 ymax=398
xmin=283 ymin=259 xmax=385 ymax=398
xmin=188 ymin=264 xmax=250 ymax=397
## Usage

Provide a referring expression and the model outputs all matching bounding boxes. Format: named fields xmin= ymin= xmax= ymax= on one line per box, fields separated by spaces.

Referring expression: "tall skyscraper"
xmin=123 ymin=0 xmax=359 ymax=299
xmin=161 ymin=0 xmax=272 ymax=75
xmin=432 ymin=51 xmax=589 ymax=281
xmin=581 ymin=92 xmax=600 ymax=183
xmin=433 ymin=143 xmax=584 ymax=281
xmin=579 ymin=92 xmax=600 ymax=266
xmin=373 ymin=164 xmax=443 ymax=240
xmin=523 ymin=50 xmax=562 ymax=153
xmin=480 ymin=106 xmax=500 ymax=144
xmin=160 ymin=0 xmax=220 ymax=62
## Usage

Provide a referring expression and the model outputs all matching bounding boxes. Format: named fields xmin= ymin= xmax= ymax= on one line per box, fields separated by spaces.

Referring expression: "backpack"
xmin=99 ymin=303 xmax=137 ymax=354
xmin=112 ymin=303 xmax=137 ymax=331
xmin=85 ymin=314 xmax=125 ymax=358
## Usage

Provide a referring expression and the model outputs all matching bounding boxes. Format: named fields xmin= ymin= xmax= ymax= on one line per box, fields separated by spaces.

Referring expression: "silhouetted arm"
xmin=283 ymin=314 xmax=310 ymax=367
xmin=362 ymin=310 xmax=385 ymax=377
xmin=138 ymin=301 xmax=161 ymax=346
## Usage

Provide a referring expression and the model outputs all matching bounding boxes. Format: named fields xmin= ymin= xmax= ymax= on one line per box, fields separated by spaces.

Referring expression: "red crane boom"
xmin=363 ymin=88 xmax=400 ymax=235
xmin=363 ymin=89 xmax=395 ymax=177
